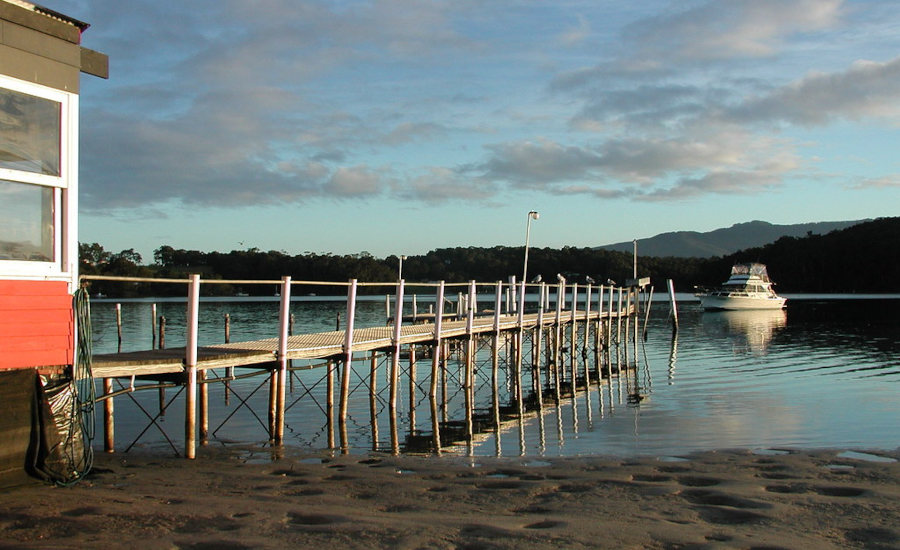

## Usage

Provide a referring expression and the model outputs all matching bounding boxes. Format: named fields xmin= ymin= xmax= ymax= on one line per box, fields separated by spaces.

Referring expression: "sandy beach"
xmin=0 ymin=448 xmax=897 ymax=549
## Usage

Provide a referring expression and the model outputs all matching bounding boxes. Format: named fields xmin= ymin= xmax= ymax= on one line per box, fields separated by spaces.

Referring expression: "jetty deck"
xmin=82 ymin=274 xmax=649 ymax=458
xmin=91 ymin=310 xmax=616 ymax=378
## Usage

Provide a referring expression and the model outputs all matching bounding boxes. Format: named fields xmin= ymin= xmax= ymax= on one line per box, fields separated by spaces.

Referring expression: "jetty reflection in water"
xmin=91 ymin=297 xmax=899 ymax=458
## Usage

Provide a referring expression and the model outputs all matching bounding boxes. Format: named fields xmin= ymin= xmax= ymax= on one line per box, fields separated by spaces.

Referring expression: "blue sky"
xmin=53 ymin=0 xmax=900 ymax=261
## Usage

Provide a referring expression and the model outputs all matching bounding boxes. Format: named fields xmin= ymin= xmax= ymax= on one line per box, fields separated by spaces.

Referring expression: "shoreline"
xmin=1 ymin=448 xmax=897 ymax=549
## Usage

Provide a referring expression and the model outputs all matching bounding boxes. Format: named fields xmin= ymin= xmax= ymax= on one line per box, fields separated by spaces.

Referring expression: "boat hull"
xmin=699 ymin=294 xmax=786 ymax=311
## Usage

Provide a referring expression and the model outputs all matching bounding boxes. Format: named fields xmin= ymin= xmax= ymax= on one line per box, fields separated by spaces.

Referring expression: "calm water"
xmin=88 ymin=295 xmax=899 ymax=458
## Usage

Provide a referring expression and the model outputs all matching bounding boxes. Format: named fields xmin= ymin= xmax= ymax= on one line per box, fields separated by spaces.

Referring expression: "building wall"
xmin=0 ymin=280 xmax=74 ymax=370
xmin=0 ymin=2 xmax=84 ymax=92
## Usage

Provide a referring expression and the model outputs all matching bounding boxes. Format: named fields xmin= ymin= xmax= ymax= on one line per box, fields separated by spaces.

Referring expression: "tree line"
xmin=79 ymin=217 xmax=899 ymax=297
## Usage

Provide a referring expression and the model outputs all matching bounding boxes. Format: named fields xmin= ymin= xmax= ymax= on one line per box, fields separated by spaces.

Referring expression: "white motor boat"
xmin=695 ymin=263 xmax=787 ymax=310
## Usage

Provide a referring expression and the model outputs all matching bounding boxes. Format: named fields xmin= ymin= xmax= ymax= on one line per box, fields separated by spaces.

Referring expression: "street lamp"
xmin=520 ymin=211 xmax=539 ymax=314
xmin=522 ymin=210 xmax=539 ymax=284
xmin=398 ymin=255 xmax=407 ymax=281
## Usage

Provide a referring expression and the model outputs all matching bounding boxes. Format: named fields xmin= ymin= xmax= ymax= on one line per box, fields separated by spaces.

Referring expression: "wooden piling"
xmin=430 ymin=282 xmax=445 ymax=453
xmin=327 ymin=358 xmax=335 ymax=449
xmin=369 ymin=350 xmax=379 ymax=451
xmin=103 ymin=378 xmax=114 ymax=453
xmin=533 ymin=283 xmax=545 ymax=410
xmin=151 ymin=303 xmax=157 ymax=349
xmin=199 ymin=369 xmax=208 ymax=445
xmin=115 ymin=303 xmax=122 ymax=353
xmin=667 ymin=278 xmax=679 ymax=335
xmin=464 ymin=281 xmax=476 ymax=447
xmin=553 ymin=280 xmax=563 ymax=401
xmin=491 ymin=282 xmax=502 ymax=433
xmin=184 ymin=274 xmax=200 ymax=459
xmin=389 ymin=280 xmax=405 ymax=454
xmin=408 ymin=344 xmax=417 ymax=431
xmin=159 ymin=316 xmax=166 ymax=349
xmin=340 ymin=279 xmax=358 ymax=452
xmin=274 ymin=276 xmax=291 ymax=444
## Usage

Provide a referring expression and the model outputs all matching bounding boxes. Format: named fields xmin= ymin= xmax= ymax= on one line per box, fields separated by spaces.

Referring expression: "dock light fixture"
xmin=520 ymin=211 xmax=540 ymax=313
xmin=398 ymin=254 xmax=407 ymax=281
xmin=522 ymin=210 xmax=539 ymax=284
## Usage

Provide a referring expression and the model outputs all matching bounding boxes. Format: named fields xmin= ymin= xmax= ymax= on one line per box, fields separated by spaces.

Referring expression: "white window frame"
xmin=0 ymin=74 xmax=78 ymax=283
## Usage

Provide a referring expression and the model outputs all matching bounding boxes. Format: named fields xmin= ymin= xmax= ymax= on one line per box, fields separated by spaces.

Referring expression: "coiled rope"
xmin=52 ymin=287 xmax=96 ymax=485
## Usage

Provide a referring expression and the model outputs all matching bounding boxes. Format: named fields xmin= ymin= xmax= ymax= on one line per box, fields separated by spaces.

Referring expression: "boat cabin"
xmin=0 ymin=0 xmax=106 ymax=486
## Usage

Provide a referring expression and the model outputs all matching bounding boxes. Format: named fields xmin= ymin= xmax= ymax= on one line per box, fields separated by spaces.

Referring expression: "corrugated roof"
xmin=1 ymin=0 xmax=90 ymax=31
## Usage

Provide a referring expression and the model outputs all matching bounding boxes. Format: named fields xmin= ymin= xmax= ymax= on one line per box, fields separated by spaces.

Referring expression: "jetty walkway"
xmin=81 ymin=275 xmax=651 ymax=458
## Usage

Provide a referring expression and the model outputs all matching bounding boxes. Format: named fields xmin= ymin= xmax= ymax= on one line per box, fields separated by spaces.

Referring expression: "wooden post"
xmin=340 ymin=279 xmax=357 ymax=452
xmin=607 ymin=286 xmax=614 ymax=374
xmin=274 ymin=276 xmax=291 ymax=444
xmin=185 ymin=274 xmax=200 ymax=460
xmin=115 ymin=303 xmax=122 ymax=353
xmin=389 ymin=280 xmax=404 ymax=454
xmin=553 ymin=279 xmax=563 ymax=400
xmin=431 ymin=281 xmax=445 ymax=453
xmin=199 ymin=369 xmax=208 ymax=446
xmin=642 ymin=286 xmax=654 ymax=341
xmin=515 ymin=279 xmax=526 ymax=417
xmin=583 ymin=283 xmax=592 ymax=387
xmin=533 ymin=283 xmax=545 ymax=410
xmin=491 ymin=282 xmax=502 ymax=435
xmin=408 ymin=345 xmax=417 ymax=432
xmin=159 ymin=316 xmax=166 ymax=349
xmin=369 ymin=350 xmax=379 ymax=451
xmin=570 ymin=283 xmax=578 ymax=391
xmin=151 ymin=303 xmax=157 ymax=349
xmin=103 ymin=378 xmax=114 ymax=453
xmin=224 ymin=313 xmax=232 ymax=402
xmin=464 ymin=281 xmax=476 ymax=448
xmin=290 ymin=313 xmax=295 ymax=393
xmin=616 ymin=287 xmax=624 ymax=347
xmin=667 ymin=278 xmax=679 ymax=335
xmin=327 ymin=358 xmax=335 ymax=449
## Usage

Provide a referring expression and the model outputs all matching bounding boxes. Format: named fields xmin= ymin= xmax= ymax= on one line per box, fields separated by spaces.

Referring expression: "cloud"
xmin=401 ymin=167 xmax=498 ymax=202
xmin=850 ymin=175 xmax=900 ymax=189
xmin=622 ymin=0 xmax=842 ymax=66
xmin=471 ymin=130 xmax=801 ymax=199
xmin=326 ymin=166 xmax=386 ymax=197
xmin=724 ymin=57 xmax=900 ymax=126
xmin=552 ymin=0 xmax=844 ymax=91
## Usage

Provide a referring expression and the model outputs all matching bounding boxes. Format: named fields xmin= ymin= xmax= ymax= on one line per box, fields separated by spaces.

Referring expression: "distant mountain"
xmin=598 ymin=220 xmax=867 ymax=258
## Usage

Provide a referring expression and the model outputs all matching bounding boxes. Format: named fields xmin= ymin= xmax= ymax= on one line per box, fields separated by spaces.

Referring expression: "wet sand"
xmin=1 ymin=448 xmax=897 ymax=549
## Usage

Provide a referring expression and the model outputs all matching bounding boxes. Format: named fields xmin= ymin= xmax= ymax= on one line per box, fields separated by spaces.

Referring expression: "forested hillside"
xmin=80 ymin=217 xmax=899 ymax=296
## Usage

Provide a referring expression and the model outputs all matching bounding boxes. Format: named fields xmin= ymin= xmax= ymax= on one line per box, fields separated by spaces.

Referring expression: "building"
xmin=1 ymin=0 xmax=107 ymax=486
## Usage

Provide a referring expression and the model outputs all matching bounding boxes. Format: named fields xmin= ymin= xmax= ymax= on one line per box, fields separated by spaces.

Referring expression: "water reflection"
xmin=703 ymin=309 xmax=787 ymax=354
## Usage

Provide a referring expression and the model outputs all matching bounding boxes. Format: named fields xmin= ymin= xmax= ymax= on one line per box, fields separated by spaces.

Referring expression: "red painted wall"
xmin=0 ymin=280 xmax=73 ymax=370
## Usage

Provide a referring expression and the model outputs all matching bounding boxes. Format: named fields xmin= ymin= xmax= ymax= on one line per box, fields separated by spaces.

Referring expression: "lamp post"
xmin=522 ymin=211 xmax=539 ymax=284
xmin=398 ymin=255 xmax=407 ymax=281
xmin=520 ymin=211 xmax=540 ymax=313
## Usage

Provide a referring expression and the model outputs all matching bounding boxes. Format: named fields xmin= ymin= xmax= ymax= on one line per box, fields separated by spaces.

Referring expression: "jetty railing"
xmin=78 ymin=274 xmax=651 ymax=458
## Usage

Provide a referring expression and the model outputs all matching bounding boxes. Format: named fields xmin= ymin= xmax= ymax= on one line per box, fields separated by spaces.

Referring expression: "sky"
xmin=49 ymin=0 xmax=900 ymax=261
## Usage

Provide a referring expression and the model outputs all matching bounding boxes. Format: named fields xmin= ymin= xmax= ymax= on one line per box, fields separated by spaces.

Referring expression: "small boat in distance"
xmin=695 ymin=263 xmax=787 ymax=310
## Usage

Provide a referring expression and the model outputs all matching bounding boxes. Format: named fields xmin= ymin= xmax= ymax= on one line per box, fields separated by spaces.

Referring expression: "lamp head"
xmin=528 ymin=210 xmax=539 ymax=220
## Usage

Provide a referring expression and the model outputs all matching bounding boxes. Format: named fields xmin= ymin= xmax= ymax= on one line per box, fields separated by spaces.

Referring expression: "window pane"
xmin=0 ymin=180 xmax=54 ymax=261
xmin=0 ymin=87 xmax=61 ymax=176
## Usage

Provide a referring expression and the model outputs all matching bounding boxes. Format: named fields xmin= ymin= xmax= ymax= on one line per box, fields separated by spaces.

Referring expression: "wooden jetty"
xmin=82 ymin=275 xmax=650 ymax=458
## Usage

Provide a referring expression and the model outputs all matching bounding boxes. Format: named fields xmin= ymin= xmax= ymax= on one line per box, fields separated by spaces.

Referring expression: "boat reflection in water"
xmin=706 ymin=308 xmax=788 ymax=355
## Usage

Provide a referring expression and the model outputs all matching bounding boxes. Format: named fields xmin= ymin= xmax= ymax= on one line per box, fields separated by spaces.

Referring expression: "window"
xmin=0 ymin=75 xmax=75 ymax=278
xmin=0 ymin=180 xmax=54 ymax=261
xmin=0 ymin=87 xmax=61 ymax=176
